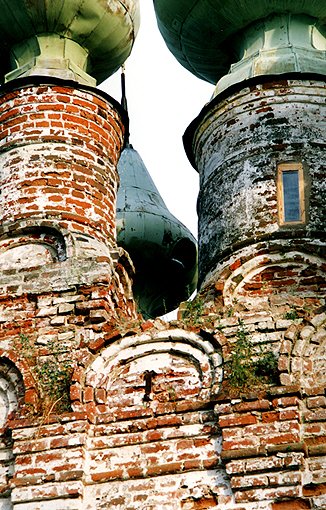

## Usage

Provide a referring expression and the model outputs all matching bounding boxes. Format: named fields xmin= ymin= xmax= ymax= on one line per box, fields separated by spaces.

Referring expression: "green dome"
xmin=153 ymin=0 xmax=326 ymax=91
xmin=0 ymin=0 xmax=140 ymax=85
xmin=117 ymin=145 xmax=198 ymax=318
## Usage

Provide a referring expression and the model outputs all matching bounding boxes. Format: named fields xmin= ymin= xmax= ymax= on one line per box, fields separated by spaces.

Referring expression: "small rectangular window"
xmin=277 ymin=163 xmax=305 ymax=225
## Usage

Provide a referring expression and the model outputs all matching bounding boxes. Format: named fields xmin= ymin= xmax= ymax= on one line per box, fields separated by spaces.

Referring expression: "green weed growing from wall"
xmin=181 ymin=296 xmax=204 ymax=325
xmin=15 ymin=333 xmax=73 ymax=415
xmin=228 ymin=321 xmax=278 ymax=389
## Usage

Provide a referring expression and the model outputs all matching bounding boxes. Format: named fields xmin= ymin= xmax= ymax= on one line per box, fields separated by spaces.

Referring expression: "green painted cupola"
xmin=153 ymin=0 xmax=326 ymax=94
xmin=0 ymin=0 xmax=140 ymax=85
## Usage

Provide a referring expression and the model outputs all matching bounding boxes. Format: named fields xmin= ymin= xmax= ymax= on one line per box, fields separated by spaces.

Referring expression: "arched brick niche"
xmin=225 ymin=251 xmax=325 ymax=308
xmin=81 ymin=329 xmax=223 ymax=415
xmin=202 ymin=242 xmax=326 ymax=314
xmin=0 ymin=358 xmax=24 ymax=510
xmin=0 ymin=226 xmax=67 ymax=271
xmin=79 ymin=329 xmax=230 ymax=509
xmin=0 ymin=357 xmax=24 ymax=428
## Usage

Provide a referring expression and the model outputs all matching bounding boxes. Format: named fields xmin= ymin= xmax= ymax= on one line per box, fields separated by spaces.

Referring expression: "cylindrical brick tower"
xmin=0 ymin=80 xmax=126 ymax=252
xmin=155 ymin=1 xmax=326 ymax=302
xmin=0 ymin=1 xmax=139 ymax=299
xmin=0 ymin=2 xmax=140 ymax=507
xmin=154 ymin=2 xmax=326 ymax=509
xmin=185 ymin=77 xmax=326 ymax=294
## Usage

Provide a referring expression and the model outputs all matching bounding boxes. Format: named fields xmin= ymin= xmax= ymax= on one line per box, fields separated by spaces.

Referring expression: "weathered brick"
xmin=219 ymin=414 xmax=257 ymax=428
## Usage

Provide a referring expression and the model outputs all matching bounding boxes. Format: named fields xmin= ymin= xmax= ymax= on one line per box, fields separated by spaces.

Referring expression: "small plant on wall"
xmin=227 ymin=321 xmax=279 ymax=390
xmin=14 ymin=333 xmax=73 ymax=416
xmin=181 ymin=296 xmax=204 ymax=325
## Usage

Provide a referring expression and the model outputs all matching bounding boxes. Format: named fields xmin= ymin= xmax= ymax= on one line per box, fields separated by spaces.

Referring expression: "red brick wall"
xmin=1 ymin=310 xmax=324 ymax=509
xmin=0 ymin=82 xmax=124 ymax=246
xmin=0 ymin=77 xmax=324 ymax=510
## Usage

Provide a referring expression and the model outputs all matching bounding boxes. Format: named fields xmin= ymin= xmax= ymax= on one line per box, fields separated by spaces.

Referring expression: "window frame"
xmin=277 ymin=162 xmax=306 ymax=225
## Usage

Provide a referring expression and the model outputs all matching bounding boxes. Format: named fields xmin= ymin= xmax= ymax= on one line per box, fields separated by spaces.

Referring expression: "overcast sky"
xmin=101 ymin=1 xmax=214 ymax=239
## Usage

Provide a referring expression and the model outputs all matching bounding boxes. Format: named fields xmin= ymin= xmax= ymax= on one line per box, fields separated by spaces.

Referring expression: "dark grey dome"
xmin=117 ymin=145 xmax=198 ymax=318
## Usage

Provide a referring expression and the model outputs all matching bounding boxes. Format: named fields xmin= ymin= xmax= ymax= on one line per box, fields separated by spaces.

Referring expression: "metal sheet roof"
xmin=0 ymin=0 xmax=140 ymax=84
xmin=117 ymin=145 xmax=198 ymax=318
xmin=154 ymin=0 xmax=326 ymax=84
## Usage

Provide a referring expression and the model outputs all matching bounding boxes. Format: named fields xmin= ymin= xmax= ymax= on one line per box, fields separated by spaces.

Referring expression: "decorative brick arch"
xmin=0 ymin=222 xmax=69 ymax=259
xmin=222 ymin=250 xmax=326 ymax=309
xmin=0 ymin=349 xmax=37 ymax=416
xmin=0 ymin=357 xmax=24 ymax=428
xmin=0 ymin=220 xmax=115 ymax=266
xmin=0 ymin=357 xmax=22 ymax=510
xmin=80 ymin=329 xmax=223 ymax=415
xmin=78 ymin=330 xmax=228 ymax=509
xmin=279 ymin=312 xmax=326 ymax=389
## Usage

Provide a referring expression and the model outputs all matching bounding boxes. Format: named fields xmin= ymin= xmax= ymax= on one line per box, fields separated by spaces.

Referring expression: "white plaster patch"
xmin=0 ymin=375 xmax=17 ymax=428
xmin=0 ymin=244 xmax=54 ymax=270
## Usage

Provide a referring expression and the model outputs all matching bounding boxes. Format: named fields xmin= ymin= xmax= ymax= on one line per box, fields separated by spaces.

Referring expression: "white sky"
xmin=100 ymin=1 xmax=214 ymax=239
